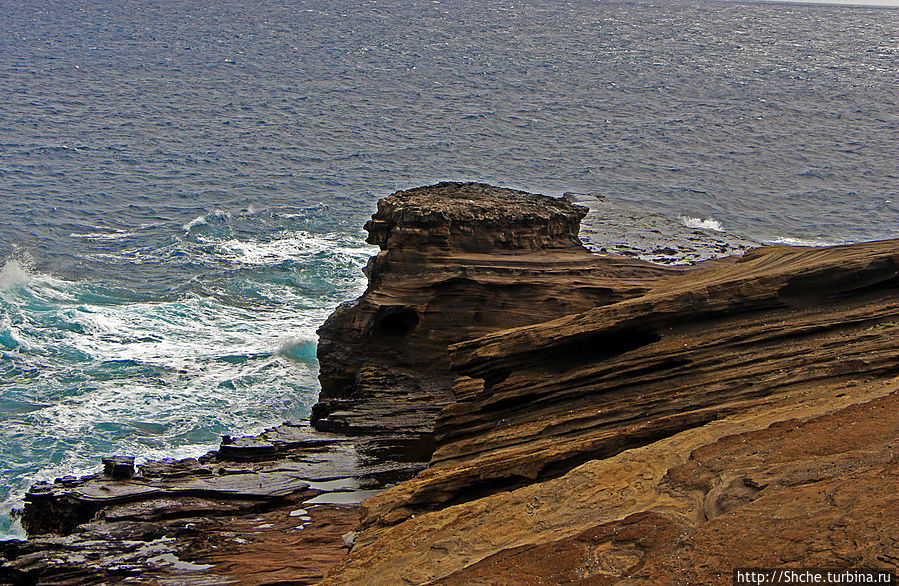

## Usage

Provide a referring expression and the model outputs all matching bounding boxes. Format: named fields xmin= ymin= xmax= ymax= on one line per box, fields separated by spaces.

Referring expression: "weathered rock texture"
xmin=0 ymin=424 xmax=422 ymax=585
xmin=325 ymin=383 xmax=898 ymax=585
xmin=312 ymin=182 xmax=679 ymax=436
xmin=322 ymin=238 xmax=899 ymax=584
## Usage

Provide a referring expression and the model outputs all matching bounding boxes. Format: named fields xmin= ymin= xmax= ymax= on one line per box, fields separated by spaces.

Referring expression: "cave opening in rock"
xmin=374 ymin=306 xmax=420 ymax=337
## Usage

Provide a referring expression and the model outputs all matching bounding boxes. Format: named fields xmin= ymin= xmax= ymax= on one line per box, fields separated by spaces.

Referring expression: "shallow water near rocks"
xmin=303 ymin=490 xmax=385 ymax=506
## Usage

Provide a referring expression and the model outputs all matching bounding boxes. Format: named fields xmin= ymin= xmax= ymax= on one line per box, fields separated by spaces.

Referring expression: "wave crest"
xmin=680 ymin=216 xmax=724 ymax=232
xmin=0 ymin=260 xmax=31 ymax=290
xmin=276 ymin=336 xmax=318 ymax=363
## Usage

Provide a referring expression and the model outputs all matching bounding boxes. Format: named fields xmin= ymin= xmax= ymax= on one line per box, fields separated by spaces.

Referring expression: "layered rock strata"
xmin=2 ymin=182 xmax=683 ymax=584
xmin=325 ymin=379 xmax=898 ymax=585
xmin=0 ymin=424 xmax=423 ymax=584
xmin=322 ymin=238 xmax=899 ymax=583
xmin=312 ymin=182 xmax=680 ymax=437
xmin=355 ymin=239 xmax=899 ymax=530
xmin=0 ymin=183 xmax=682 ymax=584
xmin=5 ymin=184 xmax=897 ymax=585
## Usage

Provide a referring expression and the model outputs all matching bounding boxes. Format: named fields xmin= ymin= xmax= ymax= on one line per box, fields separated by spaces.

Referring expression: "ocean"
xmin=0 ymin=0 xmax=896 ymax=537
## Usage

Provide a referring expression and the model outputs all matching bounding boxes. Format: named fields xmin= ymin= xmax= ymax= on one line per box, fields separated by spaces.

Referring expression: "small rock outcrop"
xmin=312 ymin=182 xmax=679 ymax=437
xmin=1 ymin=423 xmax=424 ymax=584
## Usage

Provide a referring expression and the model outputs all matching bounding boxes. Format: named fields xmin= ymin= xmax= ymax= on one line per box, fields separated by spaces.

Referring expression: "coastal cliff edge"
xmin=2 ymin=183 xmax=897 ymax=585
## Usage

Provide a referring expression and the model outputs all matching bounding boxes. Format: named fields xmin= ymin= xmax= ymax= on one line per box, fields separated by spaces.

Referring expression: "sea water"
xmin=1 ymin=0 xmax=896 ymax=537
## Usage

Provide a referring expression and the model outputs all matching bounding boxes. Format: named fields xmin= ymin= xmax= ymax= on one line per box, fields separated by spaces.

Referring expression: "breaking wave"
xmin=680 ymin=216 xmax=725 ymax=232
xmin=0 ymin=217 xmax=375 ymax=538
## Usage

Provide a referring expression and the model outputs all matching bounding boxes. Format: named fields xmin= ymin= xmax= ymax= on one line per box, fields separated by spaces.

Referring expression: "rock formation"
xmin=312 ymin=182 xmax=678 ymax=437
xmin=322 ymin=237 xmax=899 ymax=584
xmin=1 ymin=183 xmax=680 ymax=584
xmin=0 ymin=423 xmax=421 ymax=584
xmin=3 ymin=183 xmax=897 ymax=585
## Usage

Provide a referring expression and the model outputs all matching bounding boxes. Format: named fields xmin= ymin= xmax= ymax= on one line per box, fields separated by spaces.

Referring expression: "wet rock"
xmin=101 ymin=456 xmax=135 ymax=480
xmin=4 ymin=417 xmax=430 ymax=583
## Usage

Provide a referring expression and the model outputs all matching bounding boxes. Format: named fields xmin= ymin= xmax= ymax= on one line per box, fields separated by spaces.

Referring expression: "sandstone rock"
xmin=318 ymin=238 xmax=898 ymax=584
xmin=355 ymin=239 xmax=899 ymax=533
xmin=322 ymin=382 xmax=899 ymax=584
xmin=312 ymin=182 xmax=679 ymax=438
xmin=8 ymin=185 xmax=898 ymax=584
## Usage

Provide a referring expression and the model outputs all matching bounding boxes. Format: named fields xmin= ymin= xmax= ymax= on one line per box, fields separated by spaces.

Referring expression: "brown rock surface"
xmin=0 ymin=423 xmax=419 ymax=584
xmin=195 ymin=504 xmax=359 ymax=585
xmin=5 ymin=185 xmax=897 ymax=584
xmin=357 ymin=239 xmax=899 ymax=531
xmin=427 ymin=389 xmax=899 ymax=585
xmin=311 ymin=182 xmax=679 ymax=437
xmin=2 ymin=182 xmax=680 ymax=584
xmin=323 ymin=381 xmax=899 ymax=585
xmin=322 ymin=238 xmax=898 ymax=584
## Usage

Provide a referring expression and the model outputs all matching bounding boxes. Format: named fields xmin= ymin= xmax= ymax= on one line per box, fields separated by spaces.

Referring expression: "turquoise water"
xmin=0 ymin=212 xmax=374 ymax=536
xmin=1 ymin=0 xmax=896 ymax=537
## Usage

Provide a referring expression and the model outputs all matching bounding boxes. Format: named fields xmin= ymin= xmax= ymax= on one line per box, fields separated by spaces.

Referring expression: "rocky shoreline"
xmin=2 ymin=183 xmax=897 ymax=585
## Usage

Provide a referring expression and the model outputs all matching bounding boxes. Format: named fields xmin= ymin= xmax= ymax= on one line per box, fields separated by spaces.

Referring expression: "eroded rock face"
xmin=355 ymin=239 xmax=899 ymax=532
xmin=9 ymin=185 xmax=897 ymax=584
xmin=323 ymin=377 xmax=899 ymax=585
xmin=2 ymin=183 xmax=680 ymax=584
xmin=1 ymin=423 xmax=424 ymax=584
xmin=331 ymin=387 xmax=898 ymax=586
xmin=320 ymin=238 xmax=899 ymax=584
xmin=312 ymin=182 xmax=679 ymax=436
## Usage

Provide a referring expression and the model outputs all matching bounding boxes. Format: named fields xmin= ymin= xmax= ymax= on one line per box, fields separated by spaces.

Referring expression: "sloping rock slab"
xmin=357 ymin=239 xmax=899 ymax=530
xmin=321 ymin=379 xmax=898 ymax=584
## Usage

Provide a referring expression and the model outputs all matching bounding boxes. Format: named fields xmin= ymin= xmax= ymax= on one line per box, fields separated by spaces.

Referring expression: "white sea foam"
xmin=770 ymin=236 xmax=842 ymax=247
xmin=0 ymin=263 xmax=77 ymax=308
xmin=680 ymin=216 xmax=724 ymax=232
xmin=218 ymin=236 xmax=316 ymax=265
xmin=217 ymin=231 xmax=376 ymax=266
xmin=70 ymin=296 xmax=324 ymax=373
xmin=0 ymin=289 xmax=329 ymax=528
xmin=69 ymin=229 xmax=137 ymax=241
xmin=183 ymin=215 xmax=208 ymax=231
xmin=3 ymin=276 xmax=330 ymax=437
xmin=0 ymin=259 xmax=32 ymax=290
xmin=0 ymin=228 xmax=372 ymax=538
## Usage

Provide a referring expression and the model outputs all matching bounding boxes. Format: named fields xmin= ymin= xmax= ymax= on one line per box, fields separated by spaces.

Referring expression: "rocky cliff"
xmin=0 ymin=183 xmax=682 ymax=584
xmin=323 ymin=236 xmax=899 ymax=584
xmin=312 ymin=182 xmax=678 ymax=437
xmin=3 ymin=184 xmax=897 ymax=585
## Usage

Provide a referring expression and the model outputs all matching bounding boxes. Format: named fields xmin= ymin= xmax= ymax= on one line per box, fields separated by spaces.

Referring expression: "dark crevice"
xmin=373 ymin=306 xmax=420 ymax=337
xmin=523 ymin=327 xmax=662 ymax=375
xmin=779 ymin=264 xmax=899 ymax=303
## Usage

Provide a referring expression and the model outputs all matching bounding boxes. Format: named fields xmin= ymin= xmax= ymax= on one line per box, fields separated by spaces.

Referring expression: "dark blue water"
xmin=0 ymin=0 xmax=896 ymax=537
